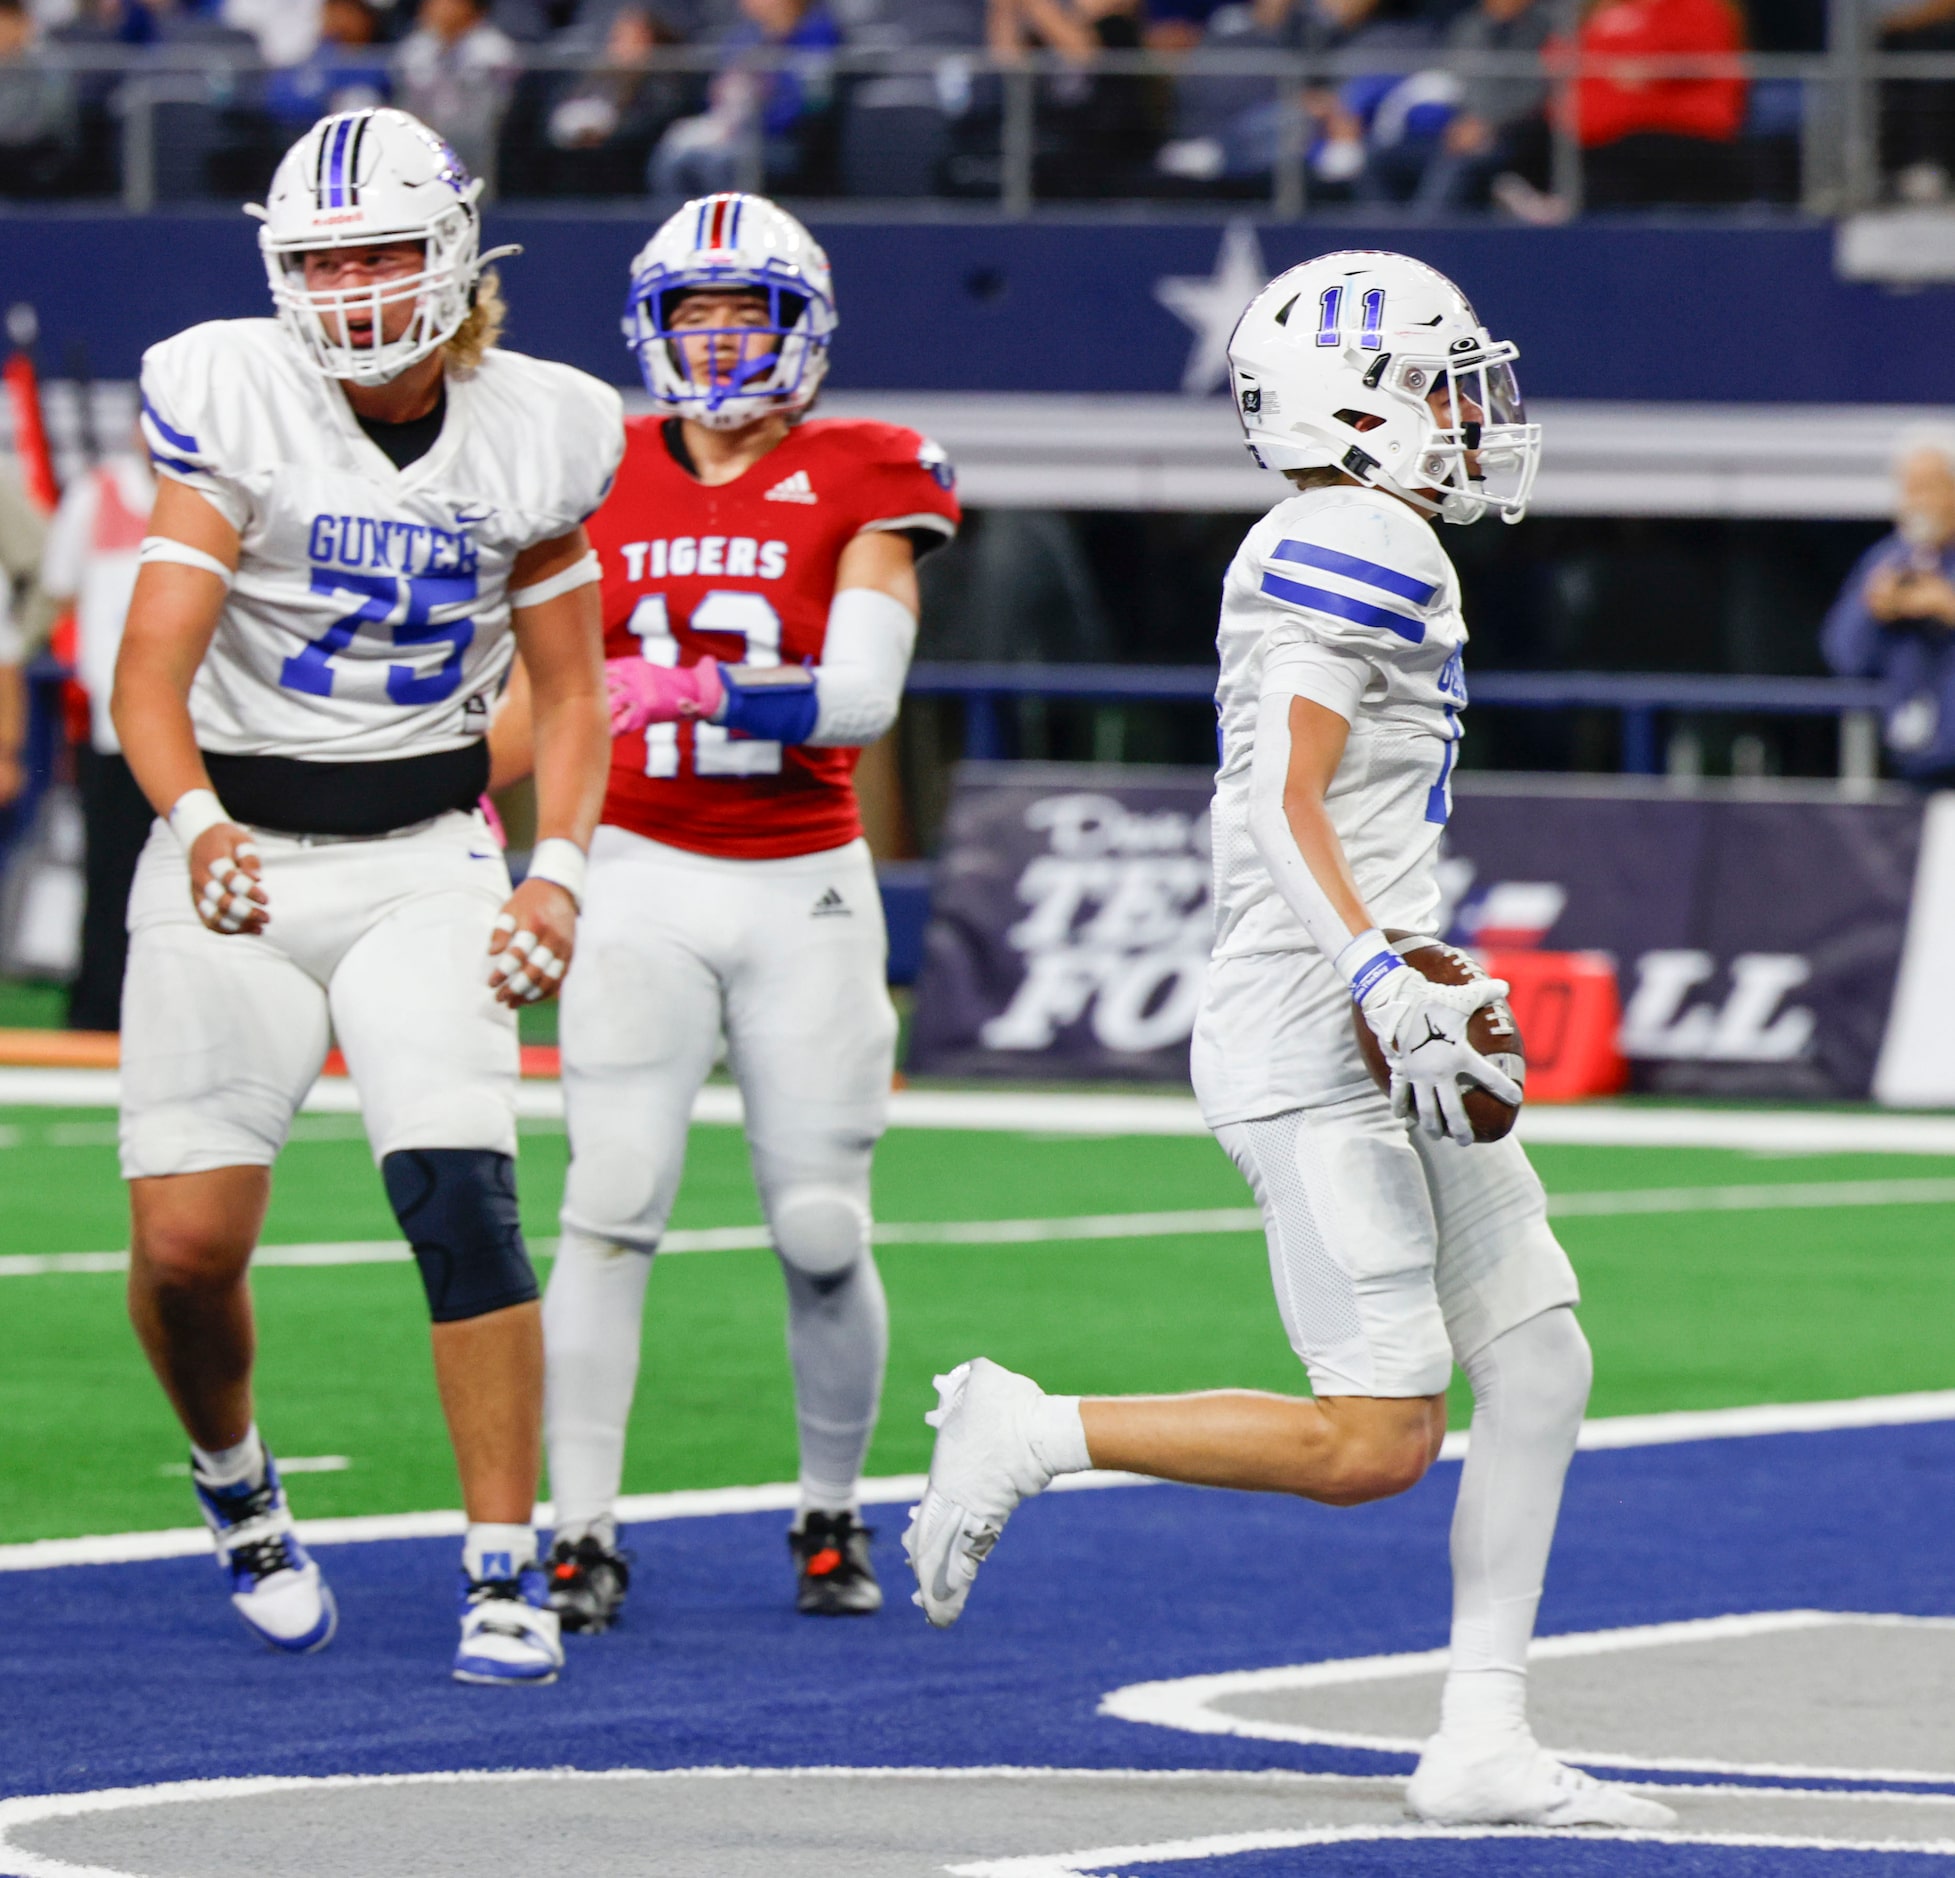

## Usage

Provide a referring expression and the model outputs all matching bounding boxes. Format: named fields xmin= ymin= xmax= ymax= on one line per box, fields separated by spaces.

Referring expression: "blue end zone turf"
xmin=3 ymin=1423 xmax=1953 ymax=1821
xmin=1128 ymin=1850 xmax=1955 ymax=1876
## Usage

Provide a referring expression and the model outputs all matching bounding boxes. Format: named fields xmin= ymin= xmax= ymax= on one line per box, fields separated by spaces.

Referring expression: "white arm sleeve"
xmin=1246 ymin=687 xmax=1368 ymax=968
xmin=807 ymin=586 xmax=917 ymax=747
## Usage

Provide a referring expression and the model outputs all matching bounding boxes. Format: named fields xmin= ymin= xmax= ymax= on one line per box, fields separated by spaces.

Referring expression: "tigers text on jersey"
xmin=1211 ymin=483 xmax=1468 ymax=961
xmin=139 ymin=319 xmax=623 ymax=761
xmin=592 ymin=416 xmax=960 ymax=860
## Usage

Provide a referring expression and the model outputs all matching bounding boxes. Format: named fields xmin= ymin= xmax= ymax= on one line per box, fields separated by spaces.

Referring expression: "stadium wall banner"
xmin=910 ymin=765 xmax=1942 ymax=1100
xmin=906 ymin=763 xmax=1212 ymax=1082
xmin=1441 ymin=779 xmax=1926 ymax=1101
xmin=3 ymin=214 xmax=1950 ymax=404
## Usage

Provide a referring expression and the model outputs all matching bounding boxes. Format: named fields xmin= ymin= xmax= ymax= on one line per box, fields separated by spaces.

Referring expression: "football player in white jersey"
xmin=113 ymin=107 xmax=621 ymax=1685
xmin=904 ymin=253 xmax=1678 ymax=1831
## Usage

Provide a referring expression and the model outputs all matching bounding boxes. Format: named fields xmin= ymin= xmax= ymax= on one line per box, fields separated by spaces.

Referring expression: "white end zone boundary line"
xmin=9 ymin=1388 xmax=1955 ymax=1575
xmin=7 ymin=1067 xmax=1955 ymax=1153
xmin=1 ymin=1766 xmax=1952 ymax=1878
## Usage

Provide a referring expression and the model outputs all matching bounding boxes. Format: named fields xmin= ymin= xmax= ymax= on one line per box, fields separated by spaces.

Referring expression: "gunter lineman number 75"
xmin=282 ymin=568 xmax=478 ymax=705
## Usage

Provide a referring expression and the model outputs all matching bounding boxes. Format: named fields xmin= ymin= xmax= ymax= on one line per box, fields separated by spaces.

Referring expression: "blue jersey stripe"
xmin=1260 ymin=571 xmax=1425 ymax=644
xmin=140 ymin=393 xmax=199 ymax=455
xmin=148 ymin=451 xmax=206 ymax=479
xmin=1270 ymin=538 xmax=1438 ymax=607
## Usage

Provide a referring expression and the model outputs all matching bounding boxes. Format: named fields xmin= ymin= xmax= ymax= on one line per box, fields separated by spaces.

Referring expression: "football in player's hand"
xmin=1351 ymin=933 xmax=1526 ymax=1143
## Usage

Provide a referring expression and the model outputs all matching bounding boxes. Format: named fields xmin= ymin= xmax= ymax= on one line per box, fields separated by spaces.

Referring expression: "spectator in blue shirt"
xmin=267 ymin=0 xmax=392 ymax=128
xmin=651 ymin=0 xmax=841 ymax=196
xmin=1823 ymin=429 xmax=1955 ymax=783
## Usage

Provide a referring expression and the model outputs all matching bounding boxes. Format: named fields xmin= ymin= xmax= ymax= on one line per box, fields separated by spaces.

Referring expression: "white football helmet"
xmin=1228 ymin=250 xmax=1542 ymax=526
xmin=249 ymin=108 xmax=516 ymax=385
xmin=623 ymin=193 xmax=836 ymax=430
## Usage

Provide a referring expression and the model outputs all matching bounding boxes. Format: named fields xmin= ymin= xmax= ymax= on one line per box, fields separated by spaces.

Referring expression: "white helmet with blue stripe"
xmin=250 ymin=108 xmax=512 ymax=385
xmin=624 ymin=193 xmax=836 ymax=431
xmin=1228 ymin=249 xmax=1541 ymax=526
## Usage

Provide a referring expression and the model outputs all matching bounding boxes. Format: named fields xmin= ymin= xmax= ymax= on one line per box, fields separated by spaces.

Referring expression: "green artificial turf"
xmin=3 ymin=1112 xmax=1954 ymax=1543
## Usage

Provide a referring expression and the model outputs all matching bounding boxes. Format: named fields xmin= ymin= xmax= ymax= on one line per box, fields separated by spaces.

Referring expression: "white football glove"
xmin=1360 ymin=964 xmax=1522 ymax=1147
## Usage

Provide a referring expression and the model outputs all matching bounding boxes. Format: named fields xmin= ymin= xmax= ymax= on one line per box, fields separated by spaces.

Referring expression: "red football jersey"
xmin=589 ymin=416 xmax=960 ymax=859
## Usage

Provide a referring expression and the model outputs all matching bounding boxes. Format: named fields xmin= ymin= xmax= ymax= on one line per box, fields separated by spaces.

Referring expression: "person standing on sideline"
xmin=0 ymin=453 xmax=48 ymax=813
xmin=38 ymin=436 xmax=156 ymax=1030
xmin=115 ymin=107 xmax=619 ymax=1684
xmin=1822 ymin=427 xmax=1955 ymax=788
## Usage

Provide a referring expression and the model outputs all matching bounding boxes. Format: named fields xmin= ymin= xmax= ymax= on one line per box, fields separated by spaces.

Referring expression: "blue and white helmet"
xmin=1228 ymin=250 xmax=1541 ymax=525
xmin=250 ymin=108 xmax=513 ymax=385
xmin=623 ymin=193 xmax=836 ymax=430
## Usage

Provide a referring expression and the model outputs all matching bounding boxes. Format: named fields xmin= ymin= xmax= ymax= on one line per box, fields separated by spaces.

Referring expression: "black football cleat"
xmin=790 ymin=1509 xmax=883 ymax=1616
xmin=544 ymin=1532 xmax=631 ymax=1634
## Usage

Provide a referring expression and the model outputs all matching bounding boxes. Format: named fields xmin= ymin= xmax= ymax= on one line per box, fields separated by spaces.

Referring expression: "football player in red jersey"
xmin=507 ymin=194 xmax=960 ymax=1627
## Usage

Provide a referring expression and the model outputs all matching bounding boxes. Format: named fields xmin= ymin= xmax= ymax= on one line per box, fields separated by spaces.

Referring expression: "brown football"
xmin=1351 ymin=932 xmax=1526 ymax=1143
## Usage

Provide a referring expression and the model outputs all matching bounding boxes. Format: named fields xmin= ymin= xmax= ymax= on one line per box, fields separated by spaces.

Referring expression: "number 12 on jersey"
xmin=626 ymin=590 xmax=786 ymax=778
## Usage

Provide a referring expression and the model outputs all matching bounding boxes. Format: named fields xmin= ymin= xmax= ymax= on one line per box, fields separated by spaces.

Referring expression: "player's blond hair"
xmin=442 ymin=269 xmax=506 ymax=379
xmin=1285 ymin=466 xmax=1354 ymax=492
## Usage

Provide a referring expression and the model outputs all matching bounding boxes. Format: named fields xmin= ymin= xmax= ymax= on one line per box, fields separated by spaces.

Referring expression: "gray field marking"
xmin=4 ymin=1766 xmax=1954 ymax=1878
xmin=1105 ymin=1612 xmax=1955 ymax=1787
xmin=9 ymin=1174 xmax=1955 ymax=1280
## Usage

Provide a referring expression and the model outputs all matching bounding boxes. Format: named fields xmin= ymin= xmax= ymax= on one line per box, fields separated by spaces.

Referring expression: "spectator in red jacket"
xmin=1554 ymin=0 xmax=1750 ymax=207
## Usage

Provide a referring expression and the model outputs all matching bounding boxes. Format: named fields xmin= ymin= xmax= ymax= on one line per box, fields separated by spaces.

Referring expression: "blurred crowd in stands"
xmin=0 ymin=0 xmax=1934 ymax=213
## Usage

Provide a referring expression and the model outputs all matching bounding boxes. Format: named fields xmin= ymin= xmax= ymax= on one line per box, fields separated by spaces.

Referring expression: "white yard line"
xmin=7 ymin=1389 xmax=1955 ymax=1574
xmin=5 ymin=1066 xmax=1955 ymax=1151
xmin=11 ymin=1164 xmax=1955 ymax=1281
xmin=7 ymin=1175 xmax=1955 ymax=1280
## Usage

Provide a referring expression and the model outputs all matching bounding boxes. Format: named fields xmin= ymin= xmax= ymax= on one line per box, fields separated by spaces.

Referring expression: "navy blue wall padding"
xmin=3 ymin=212 xmax=1947 ymax=404
xmin=876 ymin=861 xmax=932 ymax=986
xmin=380 ymin=1147 xmax=538 ymax=1323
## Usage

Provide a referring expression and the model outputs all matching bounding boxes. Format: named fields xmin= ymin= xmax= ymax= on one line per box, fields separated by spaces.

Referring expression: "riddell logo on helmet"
xmin=311 ymin=211 xmax=365 ymax=226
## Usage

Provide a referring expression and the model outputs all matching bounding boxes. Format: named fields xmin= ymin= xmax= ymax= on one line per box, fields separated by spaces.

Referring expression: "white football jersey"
xmin=139 ymin=319 xmax=624 ymax=760
xmin=1210 ymin=482 xmax=1468 ymax=961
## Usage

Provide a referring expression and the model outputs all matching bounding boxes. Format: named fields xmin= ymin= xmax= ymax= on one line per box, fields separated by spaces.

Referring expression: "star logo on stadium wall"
xmin=1154 ymin=222 xmax=1270 ymax=398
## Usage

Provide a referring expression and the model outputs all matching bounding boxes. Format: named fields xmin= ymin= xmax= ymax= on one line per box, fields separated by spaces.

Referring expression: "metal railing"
xmin=7 ymin=21 xmax=1953 ymax=218
xmin=905 ymin=662 xmax=1891 ymax=782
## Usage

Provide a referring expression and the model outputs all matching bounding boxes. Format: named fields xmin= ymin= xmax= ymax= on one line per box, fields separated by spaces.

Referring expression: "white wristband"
xmin=509 ymin=551 xmax=601 ymax=610
xmin=168 ymin=787 xmax=232 ymax=851
xmin=525 ymin=836 xmax=587 ymax=909
xmin=1332 ymin=926 xmax=1406 ymax=1007
xmin=140 ymin=537 xmax=235 ymax=589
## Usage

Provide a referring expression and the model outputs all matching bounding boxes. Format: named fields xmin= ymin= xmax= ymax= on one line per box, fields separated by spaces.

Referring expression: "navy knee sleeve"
xmin=382 ymin=1148 xmax=538 ymax=1324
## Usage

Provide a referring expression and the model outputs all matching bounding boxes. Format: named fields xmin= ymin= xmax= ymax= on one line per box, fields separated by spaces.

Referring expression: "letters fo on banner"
xmin=907 ymin=767 xmax=1214 ymax=1082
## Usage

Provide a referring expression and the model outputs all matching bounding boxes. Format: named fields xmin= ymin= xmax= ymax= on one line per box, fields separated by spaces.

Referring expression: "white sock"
xmin=190 ymin=1424 xmax=267 ymax=1490
xmin=542 ymin=1229 xmax=654 ymax=1536
xmin=1029 ymin=1393 xmax=1092 ymax=1479
xmin=1440 ymin=1307 xmax=1592 ymax=1742
xmin=463 ymin=1522 xmax=537 ymax=1583
xmin=782 ymin=1255 xmax=887 ymax=1516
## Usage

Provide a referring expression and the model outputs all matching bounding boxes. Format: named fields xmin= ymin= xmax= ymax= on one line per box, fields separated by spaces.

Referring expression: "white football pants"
xmin=119 ymin=809 xmax=518 ymax=1178
xmin=545 ymin=826 xmax=897 ymax=1531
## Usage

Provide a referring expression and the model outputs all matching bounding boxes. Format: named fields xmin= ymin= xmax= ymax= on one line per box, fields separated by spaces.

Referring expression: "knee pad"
xmin=382 ymin=1148 xmax=538 ymax=1323
xmin=770 ymin=1186 xmax=869 ymax=1283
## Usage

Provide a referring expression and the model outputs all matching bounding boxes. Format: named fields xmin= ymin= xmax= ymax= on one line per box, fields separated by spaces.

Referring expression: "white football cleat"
xmin=192 ymin=1452 xmax=337 ymax=1654
xmin=1407 ymin=1730 xmax=1679 ymax=1830
xmin=903 ymin=1358 xmax=1056 ymax=1628
xmin=454 ymin=1565 xmax=564 ymax=1686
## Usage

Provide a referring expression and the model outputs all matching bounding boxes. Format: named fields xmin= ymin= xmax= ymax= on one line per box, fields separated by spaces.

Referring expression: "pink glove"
xmin=604 ymin=656 xmax=725 ymax=736
xmin=477 ymin=794 xmax=507 ymax=848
